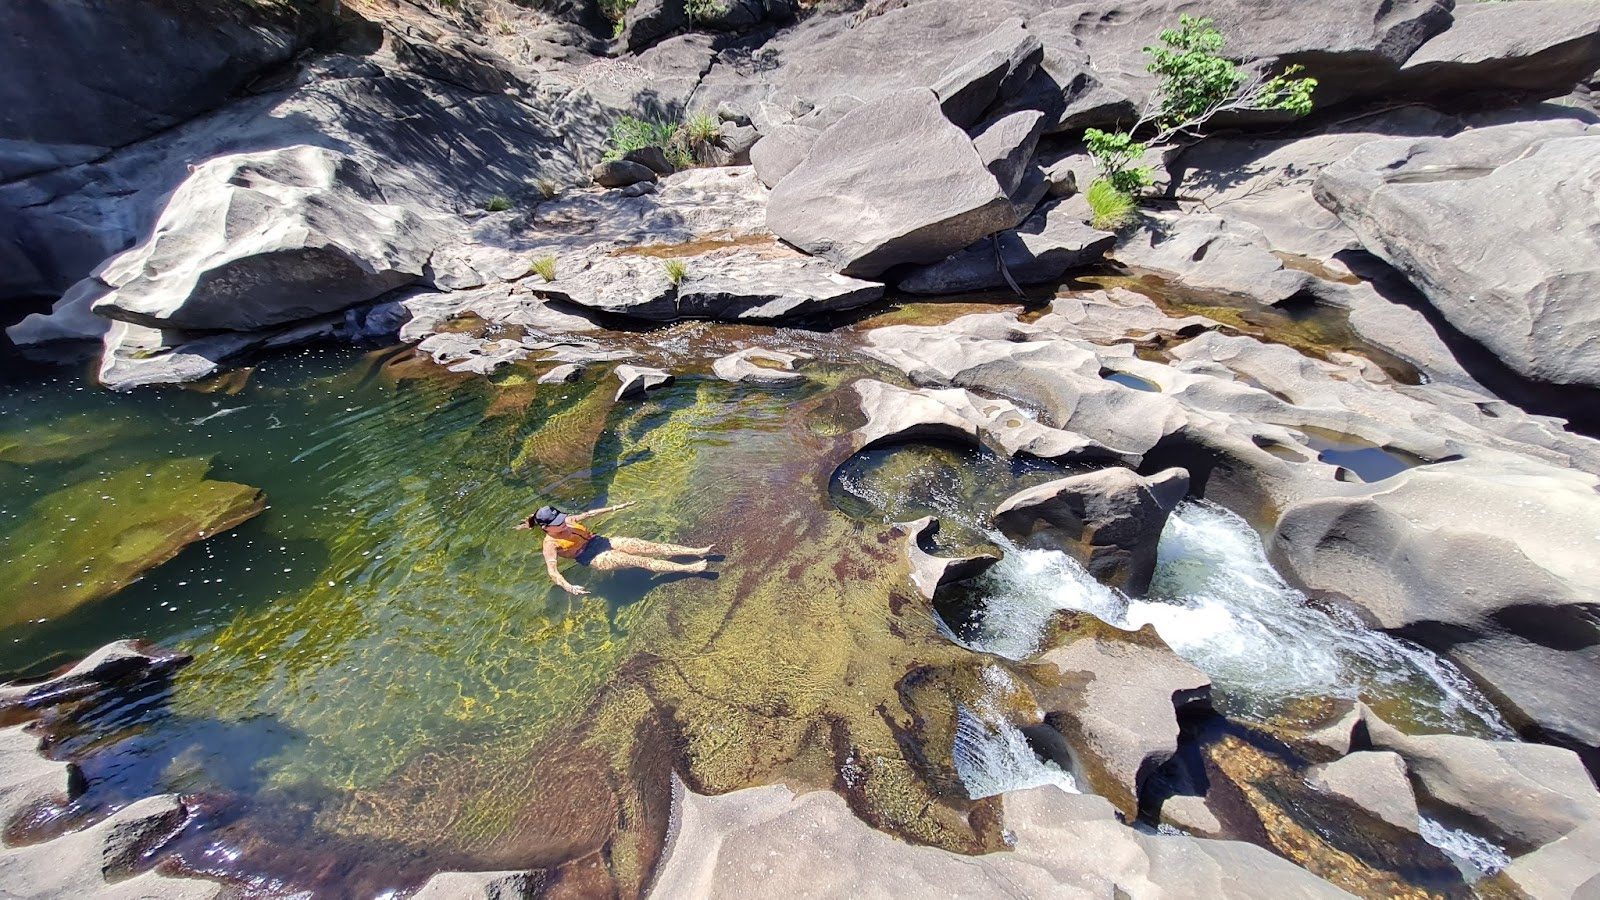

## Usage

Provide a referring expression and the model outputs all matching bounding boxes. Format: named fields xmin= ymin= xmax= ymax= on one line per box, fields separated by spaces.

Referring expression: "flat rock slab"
xmin=0 ymin=457 xmax=264 ymax=629
xmin=1400 ymin=0 xmax=1600 ymax=98
xmin=1315 ymin=119 xmax=1600 ymax=388
xmin=1113 ymin=213 xmax=1314 ymax=305
xmin=1306 ymin=751 xmax=1420 ymax=834
xmin=899 ymin=197 xmax=1114 ymax=294
xmin=766 ymin=88 xmax=1019 ymax=278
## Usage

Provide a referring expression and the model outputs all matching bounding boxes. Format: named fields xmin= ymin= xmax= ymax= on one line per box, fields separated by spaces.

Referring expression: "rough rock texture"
xmin=1496 ymin=821 xmax=1600 ymax=899
xmin=0 ymin=0 xmax=330 ymax=159
xmin=993 ymin=467 xmax=1190 ymax=594
xmin=0 ymin=726 xmax=75 ymax=830
xmin=1399 ymin=1 xmax=1600 ymax=99
xmin=899 ymin=198 xmax=1114 ymax=294
xmin=900 ymin=516 xmax=1001 ymax=600
xmin=649 ymin=779 xmax=1346 ymax=898
xmin=1315 ymin=119 xmax=1600 ymax=388
xmin=766 ymin=89 xmax=1019 ymax=277
xmin=1305 ymin=751 xmax=1420 ymax=834
xmin=930 ymin=18 xmax=1043 ymax=128
xmin=43 ymin=145 xmax=442 ymax=333
xmin=619 ymin=0 xmax=688 ymax=53
xmin=1113 ymin=213 xmax=1314 ymax=305
xmin=846 ymin=380 xmax=1120 ymax=464
xmin=748 ymin=97 xmax=863 ymax=188
xmin=1030 ymin=626 xmax=1212 ymax=817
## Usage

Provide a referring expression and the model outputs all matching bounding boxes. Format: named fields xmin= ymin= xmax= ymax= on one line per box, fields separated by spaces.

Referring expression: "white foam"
xmin=1419 ymin=816 xmax=1511 ymax=880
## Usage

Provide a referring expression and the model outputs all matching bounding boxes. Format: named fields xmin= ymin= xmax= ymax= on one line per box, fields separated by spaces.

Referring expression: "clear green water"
xmin=0 ymin=307 xmax=1511 ymax=898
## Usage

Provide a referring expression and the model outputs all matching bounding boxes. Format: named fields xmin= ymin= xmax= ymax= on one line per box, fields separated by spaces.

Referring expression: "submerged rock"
xmin=0 ymin=640 xmax=191 ymax=711
xmin=993 ymin=467 xmax=1190 ymax=594
xmin=0 ymin=457 xmax=264 ymax=629
xmin=711 ymin=348 xmax=812 ymax=384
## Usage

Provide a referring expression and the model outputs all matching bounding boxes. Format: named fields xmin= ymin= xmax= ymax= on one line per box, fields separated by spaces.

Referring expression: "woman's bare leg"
xmin=606 ymin=536 xmax=713 ymax=558
xmin=588 ymin=550 xmax=707 ymax=574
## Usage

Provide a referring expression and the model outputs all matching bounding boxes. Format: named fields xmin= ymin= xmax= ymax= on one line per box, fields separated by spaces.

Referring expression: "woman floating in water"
xmin=516 ymin=502 xmax=713 ymax=596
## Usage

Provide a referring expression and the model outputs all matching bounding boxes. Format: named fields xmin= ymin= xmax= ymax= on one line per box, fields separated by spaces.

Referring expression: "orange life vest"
xmin=549 ymin=522 xmax=595 ymax=559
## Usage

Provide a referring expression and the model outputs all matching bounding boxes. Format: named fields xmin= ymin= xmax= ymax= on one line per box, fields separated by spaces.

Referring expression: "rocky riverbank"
xmin=4 ymin=0 xmax=1600 ymax=897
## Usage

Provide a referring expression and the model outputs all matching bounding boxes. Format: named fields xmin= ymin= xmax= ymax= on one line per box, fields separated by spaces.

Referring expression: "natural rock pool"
xmin=0 ymin=300 xmax=1534 ymax=896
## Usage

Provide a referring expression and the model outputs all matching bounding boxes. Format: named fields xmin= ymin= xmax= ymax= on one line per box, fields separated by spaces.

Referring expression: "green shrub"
xmin=600 ymin=0 xmax=637 ymax=27
xmin=482 ymin=195 xmax=512 ymax=212
xmin=605 ymin=116 xmax=679 ymax=162
xmin=682 ymin=112 xmax=722 ymax=144
xmin=1086 ymin=179 xmax=1137 ymax=231
xmin=663 ymin=259 xmax=688 ymax=285
xmin=530 ymin=255 xmax=558 ymax=282
xmin=688 ymin=0 xmax=728 ymax=21
xmin=1086 ymin=16 xmax=1317 ymax=196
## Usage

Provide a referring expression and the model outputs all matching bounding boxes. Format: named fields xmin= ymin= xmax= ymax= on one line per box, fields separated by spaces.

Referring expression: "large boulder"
xmin=993 ymin=466 xmax=1189 ymax=594
xmin=1112 ymin=213 xmax=1315 ymax=305
xmin=1399 ymin=0 xmax=1600 ymax=100
xmin=51 ymin=146 xmax=444 ymax=333
xmin=1049 ymin=0 xmax=1454 ymax=109
xmin=1314 ymin=119 xmax=1600 ymax=388
xmin=618 ymin=0 xmax=689 ymax=53
xmin=1304 ymin=751 xmax=1420 ymax=834
xmin=1028 ymin=625 xmax=1212 ymax=817
xmin=1270 ymin=456 xmax=1600 ymax=770
xmin=765 ymin=88 xmax=1022 ymax=277
xmin=898 ymin=197 xmax=1115 ymax=294
xmin=0 ymin=0 xmax=330 ymax=162
xmin=929 ymin=18 xmax=1043 ymax=128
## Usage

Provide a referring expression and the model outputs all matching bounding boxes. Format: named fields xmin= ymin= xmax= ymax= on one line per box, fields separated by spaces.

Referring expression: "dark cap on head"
xmin=533 ymin=506 xmax=567 ymax=527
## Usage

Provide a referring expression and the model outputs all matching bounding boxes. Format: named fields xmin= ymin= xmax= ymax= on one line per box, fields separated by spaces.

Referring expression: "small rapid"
xmin=952 ymin=665 xmax=1079 ymax=800
xmin=960 ymin=501 xmax=1511 ymax=736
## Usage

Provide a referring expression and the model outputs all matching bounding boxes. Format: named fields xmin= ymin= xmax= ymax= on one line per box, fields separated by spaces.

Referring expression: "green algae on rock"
xmin=0 ymin=413 xmax=144 ymax=466
xmin=0 ymin=457 xmax=264 ymax=629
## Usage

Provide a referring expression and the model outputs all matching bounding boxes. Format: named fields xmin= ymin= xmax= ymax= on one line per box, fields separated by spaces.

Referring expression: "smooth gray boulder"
xmin=592 ymin=159 xmax=659 ymax=188
xmin=848 ymin=381 xmax=982 ymax=454
xmin=900 ymin=516 xmax=1001 ymax=600
xmin=1498 ymin=821 xmax=1600 ymax=899
xmin=899 ymin=198 xmax=1114 ymax=294
xmin=930 ymin=18 xmax=1043 ymax=128
xmin=993 ymin=467 xmax=1190 ymax=594
xmin=0 ymin=726 xmax=75 ymax=833
xmin=1031 ymin=626 xmax=1212 ymax=818
xmin=1314 ymin=119 xmax=1600 ymax=388
xmin=80 ymin=145 xmax=443 ymax=332
xmin=766 ymin=89 xmax=1020 ymax=277
xmin=749 ymin=97 xmax=864 ymax=188
xmin=1305 ymin=751 xmax=1420 ymax=834
xmin=1363 ymin=712 xmax=1600 ymax=855
xmin=538 ymin=363 xmax=586 ymax=384
xmin=971 ymin=110 xmax=1047 ymax=195
xmin=1399 ymin=0 xmax=1600 ymax=99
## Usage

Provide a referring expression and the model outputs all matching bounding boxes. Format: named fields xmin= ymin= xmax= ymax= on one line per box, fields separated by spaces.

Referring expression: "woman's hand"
xmin=565 ymin=584 xmax=590 ymax=596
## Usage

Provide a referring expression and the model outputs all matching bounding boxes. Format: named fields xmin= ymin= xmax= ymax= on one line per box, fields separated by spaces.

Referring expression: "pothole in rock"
xmin=1099 ymin=368 xmax=1161 ymax=392
xmin=1295 ymin=426 xmax=1433 ymax=483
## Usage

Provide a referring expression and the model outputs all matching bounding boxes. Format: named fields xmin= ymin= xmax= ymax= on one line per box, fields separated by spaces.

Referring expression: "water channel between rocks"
xmin=0 ymin=292 xmax=1515 ymax=897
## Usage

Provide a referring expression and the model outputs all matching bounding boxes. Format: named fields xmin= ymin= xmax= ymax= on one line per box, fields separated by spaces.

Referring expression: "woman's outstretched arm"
xmin=568 ymin=500 xmax=636 ymax=523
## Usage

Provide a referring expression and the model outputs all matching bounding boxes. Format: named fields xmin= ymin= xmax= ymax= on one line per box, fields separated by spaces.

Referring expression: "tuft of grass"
xmin=535 ymin=177 xmax=562 ymax=200
xmin=482 ymin=195 xmax=512 ymax=212
xmin=1086 ymin=179 xmax=1137 ymax=231
xmin=688 ymin=0 xmax=728 ymax=21
xmin=605 ymin=116 xmax=679 ymax=162
xmin=682 ymin=112 xmax=722 ymax=143
xmin=530 ymin=255 xmax=558 ymax=282
xmin=663 ymin=259 xmax=688 ymax=285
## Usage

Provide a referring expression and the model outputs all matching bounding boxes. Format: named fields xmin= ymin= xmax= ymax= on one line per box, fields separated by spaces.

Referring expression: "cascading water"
xmin=964 ymin=500 xmax=1511 ymax=737
xmin=950 ymin=665 xmax=1078 ymax=801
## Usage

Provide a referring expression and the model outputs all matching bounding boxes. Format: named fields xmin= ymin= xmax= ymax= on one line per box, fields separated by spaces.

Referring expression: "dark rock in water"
xmin=993 ymin=466 xmax=1189 ymax=594
xmin=0 ymin=640 xmax=191 ymax=711
xmin=1029 ymin=624 xmax=1211 ymax=818
xmin=930 ymin=18 xmax=1043 ymax=128
xmin=624 ymin=146 xmax=676 ymax=176
xmin=899 ymin=516 xmax=1000 ymax=600
xmin=1315 ymin=118 xmax=1600 ymax=389
xmin=898 ymin=198 xmax=1114 ymax=294
xmin=592 ymin=159 xmax=659 ymax=188
xmin=615 ymin=364 xmax=674 ymax=401
xmin=619 ymin=0 xmax=688 ymax=53
xmin=766 ymin=88 xmax=1020 ymax=278
xmin=1398 ymin=1 xmax=1600 ymax=101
